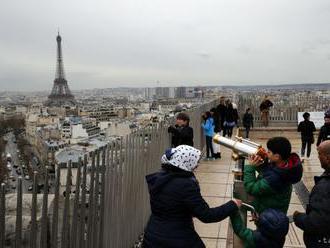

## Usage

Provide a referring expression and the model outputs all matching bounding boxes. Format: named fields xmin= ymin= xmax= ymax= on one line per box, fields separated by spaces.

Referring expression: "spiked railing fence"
xmin=0 ymin=99 xmax=218 ymax=248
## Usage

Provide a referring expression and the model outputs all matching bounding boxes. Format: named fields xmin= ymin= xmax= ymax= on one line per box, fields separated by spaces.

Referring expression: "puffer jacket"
xmin=244 ymin=153 xmax=303 ymax=214
xmin=143 ymin=165 xmax=238 ymax=248
xmin=230 ymin=208 xmax=289 ymax=248
xmin=294 ymin=171 xmax=330 ymax=248
xmin=202 ymin=117 xmax=214 ymax=137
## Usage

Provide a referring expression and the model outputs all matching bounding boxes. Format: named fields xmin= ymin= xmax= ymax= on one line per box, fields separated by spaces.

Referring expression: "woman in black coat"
xmin=223 ymin=101 xmax=238 ymax=138
xmin=143 ymin=145 xmax=241 ymax=247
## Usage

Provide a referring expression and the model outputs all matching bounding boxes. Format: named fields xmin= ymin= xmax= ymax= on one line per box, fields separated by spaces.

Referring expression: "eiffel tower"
xmin=45 ymin=32 xmax=76 ymax=107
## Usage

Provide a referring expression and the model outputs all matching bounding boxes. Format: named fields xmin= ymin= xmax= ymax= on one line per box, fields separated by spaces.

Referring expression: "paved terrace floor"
xmin=193 ymin=128 xmax=322 ymax=248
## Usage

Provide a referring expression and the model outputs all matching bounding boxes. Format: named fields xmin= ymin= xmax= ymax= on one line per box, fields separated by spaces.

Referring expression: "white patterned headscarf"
xmin=161 ymin=145 xmax=201 ymax=172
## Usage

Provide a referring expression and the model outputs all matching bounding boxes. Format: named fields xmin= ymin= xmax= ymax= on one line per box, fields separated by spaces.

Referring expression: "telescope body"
xmin=213 ymin=134 xmax=267 ymax=159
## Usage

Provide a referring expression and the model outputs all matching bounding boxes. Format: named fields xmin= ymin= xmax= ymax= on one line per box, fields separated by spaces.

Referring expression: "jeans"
xmin=205 ymin=136 xmax=215 ymax=158
xmin=301 ymin=138 xmax=312 ymax=157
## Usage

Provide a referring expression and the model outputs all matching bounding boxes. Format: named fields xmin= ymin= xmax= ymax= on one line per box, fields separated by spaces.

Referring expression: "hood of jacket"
xmin=257 ymin=208 xmax=289 ymax=240
xmin=274 ymin=153 xmax=303 ymax=183
xmin=146 ymin=166 xmax=194 ymax=195
xmin=264 ymin=153 xmax=303 ymax=191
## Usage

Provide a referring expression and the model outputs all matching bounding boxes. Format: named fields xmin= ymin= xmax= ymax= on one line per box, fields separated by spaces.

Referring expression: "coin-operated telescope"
xmin=213 ymin=134 xmax=267 ymax=161
xmin=213 ymin=133 xmax=266 ymax=248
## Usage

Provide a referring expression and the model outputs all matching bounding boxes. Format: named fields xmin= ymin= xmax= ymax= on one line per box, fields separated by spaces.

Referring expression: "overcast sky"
xmin=1 ymin=0 xmax=330 ymax=91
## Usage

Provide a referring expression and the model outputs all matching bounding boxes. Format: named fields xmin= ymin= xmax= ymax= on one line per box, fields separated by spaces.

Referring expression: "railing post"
xmin=40 ymin=169 xmax=49 ymax=248
xmin=30 ymin=171 xmax=38 ymax=248
xmin=51 ymin=165 xmax=61 ymax=248
xmin=0 ymin=183 xmax=6 ymax=248
xmin=15 ymin=177 xmax=22 ymax=248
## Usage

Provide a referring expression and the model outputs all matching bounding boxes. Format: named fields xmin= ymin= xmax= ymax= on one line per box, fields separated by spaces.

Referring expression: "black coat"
xmin=259 ymin=100 xmax=273 ymax=111
xmin=243 ymin=113 xmax=254 ymax=128
xmin=294 ymin=171 xmax=330 ymax=248
xmin=212 ymin=110 xmax=221 ymax=133
xmin=298 ymin=120 xmax=316 ymax=142
xmin=216 ymin=104 xmax=227 ymax=128
xmin=316 ymin=123 xmax=330 ymax=146
xmin=224 ymin=107 xmax=238 ymax=124
xmin=143 ymin=166 xmax=238 ymax=248
xmin=168 ymin=125 xmax=194 ymax=147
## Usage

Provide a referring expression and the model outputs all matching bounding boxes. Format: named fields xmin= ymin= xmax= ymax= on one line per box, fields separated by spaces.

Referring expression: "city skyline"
xmin=1 ymin=0 xmax=330 ymax=91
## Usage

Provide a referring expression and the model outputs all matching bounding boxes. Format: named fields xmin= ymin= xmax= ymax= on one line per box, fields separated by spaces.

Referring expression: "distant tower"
xmin=45 ymin=32 xmax=76 ymax=107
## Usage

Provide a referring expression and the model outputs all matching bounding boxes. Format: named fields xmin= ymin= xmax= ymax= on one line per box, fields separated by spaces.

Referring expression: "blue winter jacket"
xmin=202 ymin=117 xmax=214 ymax=137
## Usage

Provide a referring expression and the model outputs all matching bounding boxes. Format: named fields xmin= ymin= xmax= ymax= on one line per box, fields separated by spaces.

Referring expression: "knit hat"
xmin=161 ymin=145 xmax=201 ymax=172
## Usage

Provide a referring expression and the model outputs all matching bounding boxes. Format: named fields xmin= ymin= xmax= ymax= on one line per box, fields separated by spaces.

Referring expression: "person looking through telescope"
xmin=168 ymin=113 xmax=194 ymax=148
xmin=244 ymin=137 xmax=303 ymax=214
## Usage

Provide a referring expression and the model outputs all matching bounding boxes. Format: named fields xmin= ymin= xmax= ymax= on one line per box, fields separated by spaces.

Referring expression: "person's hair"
xmin=267 ymin=137 xmax=291 ymax=160
xmin=210 ymin=107 xmax=216 ymax=113
xmin=246 ymin=108 xmax=250 ymax=112
xmin=176 ymin=112 xmax=190 ymax=123
xmin=204 ymin=111 xmax=212 ymax=119
xmin=303 ymin=112 xmax=310 ymax=120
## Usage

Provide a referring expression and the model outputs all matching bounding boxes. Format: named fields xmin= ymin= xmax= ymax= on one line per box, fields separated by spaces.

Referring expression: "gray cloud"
xmin=0 ymin=0 xmax=330 ymax=91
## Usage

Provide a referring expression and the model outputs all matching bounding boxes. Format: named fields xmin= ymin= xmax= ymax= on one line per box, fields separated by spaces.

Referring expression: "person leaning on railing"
xmin=259 ymin=96 xmax=273 ymax=127
xmin=142 ymin=145 xmax=241 ymax=248
xmin=244 ymin=137 xmax=303 ymax=214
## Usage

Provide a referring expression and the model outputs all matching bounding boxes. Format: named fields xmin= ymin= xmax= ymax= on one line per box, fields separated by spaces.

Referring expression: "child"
xmin=244 ymin=137 xmax=303 ymax=214
xmin=230 ymin=208 xmax=289 ymax=248
xmin=202 ymin=111 xmax=215 ymax=160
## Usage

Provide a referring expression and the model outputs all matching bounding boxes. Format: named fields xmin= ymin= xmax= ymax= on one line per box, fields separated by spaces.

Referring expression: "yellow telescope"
xmin=212 ymin=134 xmax=267 ymax=161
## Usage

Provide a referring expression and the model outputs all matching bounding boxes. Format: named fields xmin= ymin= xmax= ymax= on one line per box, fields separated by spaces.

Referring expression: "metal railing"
xmin=237 ymin=94 xmax=329 ymax=127
xmin=0 ymin=99 xmax=218 ymax=248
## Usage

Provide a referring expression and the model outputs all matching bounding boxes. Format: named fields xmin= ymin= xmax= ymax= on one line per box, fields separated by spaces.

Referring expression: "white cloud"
xmin=0 ymin=0 xmax=330 ymax=91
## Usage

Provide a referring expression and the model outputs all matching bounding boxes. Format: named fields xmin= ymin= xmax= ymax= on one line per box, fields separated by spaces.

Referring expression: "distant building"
xmin=60 ymin=117 xmax=100 ymax=142
xmin=145 ymin=88 xmax=156 ymax=100
xmin=176 ymin=87 xmax=186 ymax=98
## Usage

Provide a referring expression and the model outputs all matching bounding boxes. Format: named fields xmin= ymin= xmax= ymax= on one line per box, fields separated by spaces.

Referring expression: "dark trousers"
xmin=205 ymin=136 xmax=214 ymax=158
xmin=225 ymin=127 xmax=233 ymax=138
xmin=245 ymin=127 xmax=250 ymax=138
xmin=301 ymin=138 xmax=312 ymax=157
